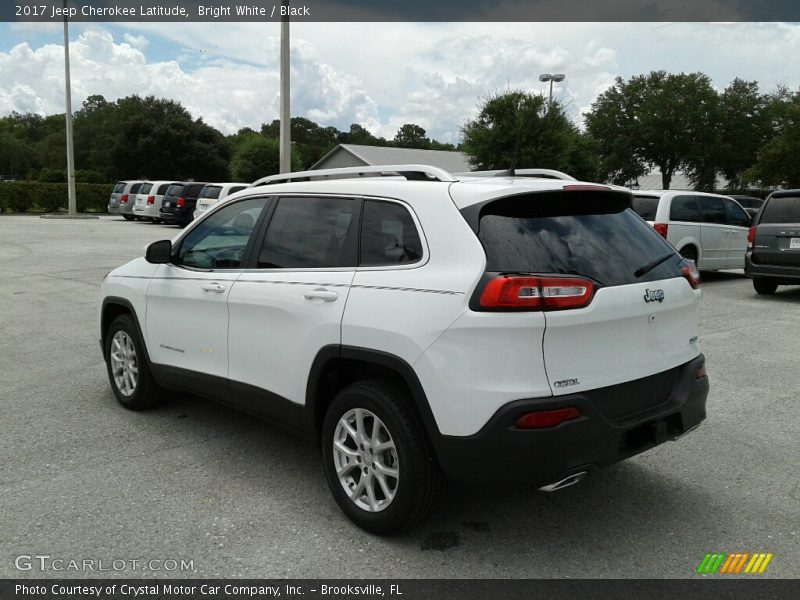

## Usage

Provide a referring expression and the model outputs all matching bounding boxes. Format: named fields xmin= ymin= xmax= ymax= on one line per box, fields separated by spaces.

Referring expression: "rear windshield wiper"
xmin=634 ymin=253 xmax=676 ymax=278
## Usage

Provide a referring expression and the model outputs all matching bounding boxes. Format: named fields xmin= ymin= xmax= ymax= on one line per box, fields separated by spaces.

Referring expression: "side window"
xmin=360 ymin=200 xmax=423 ymax=266
xmin=257 ymin=197 xmax=359 ymax=269
xmin=699 ymin=196 xmax=726 ymax=225
xmin=669 ymin=195 xmax=701 ymax=223
xmin=723 ymin=198 xmax=751 ymax=227
xmin=175 ymin=198 xmax=264 ymax=269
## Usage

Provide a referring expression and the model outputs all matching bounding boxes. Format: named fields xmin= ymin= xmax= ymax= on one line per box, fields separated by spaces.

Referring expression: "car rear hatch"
xmin=196 ymin=184 xmax=222 ymax=213
xmin=464 ymin=187 xmax=702 ymax=399
xmin=751 ymin=193 xmax=800 ymax=267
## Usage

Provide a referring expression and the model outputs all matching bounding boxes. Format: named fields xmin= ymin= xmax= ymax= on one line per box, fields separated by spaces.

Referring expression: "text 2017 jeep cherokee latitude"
xmin=99 ymin=165 xmax=709 ymax=534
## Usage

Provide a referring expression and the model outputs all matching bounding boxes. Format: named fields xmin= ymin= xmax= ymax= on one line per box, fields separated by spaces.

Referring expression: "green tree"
xmin=0 ymin=131 xmax=34 ymax=178
xmin=745 ymin=90 xmax=800 ymax=188
xmin=338 ymin=123 xmax=386 ymax=146
xmin=229 ymin=135 xmax=301 ymax=182
xmin=393 ymin=124 xmax=431 ymax=149
xmin=461 ymin=90 xmax=578 ymax=172
xmin=586 ymin=71 xmax=720 ymax=189
xmin=712 ymin=79 xmax=770 ymax=189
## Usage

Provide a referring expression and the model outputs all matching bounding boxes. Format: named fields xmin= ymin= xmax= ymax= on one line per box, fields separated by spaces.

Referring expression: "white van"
xmin=133 ymin=181 xmax=183 ymax=222
xmin=193 ymin=182 xmax=248 ymax=220
xmin=632 ymin=191 xmax=751 ymax=270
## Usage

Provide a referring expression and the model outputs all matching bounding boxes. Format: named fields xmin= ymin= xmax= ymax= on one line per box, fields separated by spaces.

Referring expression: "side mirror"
xmin=145 ymin=240 xmax=172 ymax=264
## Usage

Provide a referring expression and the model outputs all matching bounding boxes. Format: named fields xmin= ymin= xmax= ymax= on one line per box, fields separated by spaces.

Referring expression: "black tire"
xmin=321 ymin=379 xmax=444 ymax=534
xmin=679 ymin=246 xmax=698 ymax=263
xmin=104 ymin=314 xmax=165 ymax=410
xmin=753 ymin=278 xmax=778 ymax=295
xmin=122 ymin=214 xmax=134 ymax=221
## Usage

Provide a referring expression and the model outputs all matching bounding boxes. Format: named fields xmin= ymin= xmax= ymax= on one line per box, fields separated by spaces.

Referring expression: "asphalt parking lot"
xmin=1 ymin=214 xmax=798 ymax=579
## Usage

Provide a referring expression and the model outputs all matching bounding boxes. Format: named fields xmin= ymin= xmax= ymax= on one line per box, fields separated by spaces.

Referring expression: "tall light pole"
xmin=278 ymin=0 xmax=291 ymax=173
xmin=539 ymin=73 xmax=566 ymax=106
xmin=63 ymin=0 xmax=76 ymax=215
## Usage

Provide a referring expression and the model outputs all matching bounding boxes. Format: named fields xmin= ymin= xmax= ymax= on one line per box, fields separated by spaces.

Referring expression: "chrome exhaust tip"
xmin=538 ymin=471 xmax=588 ymax=492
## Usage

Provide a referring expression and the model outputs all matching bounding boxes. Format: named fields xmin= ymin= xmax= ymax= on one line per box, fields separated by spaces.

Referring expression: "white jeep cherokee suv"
xmin=99 ymin=165 xmax=709 ymax=534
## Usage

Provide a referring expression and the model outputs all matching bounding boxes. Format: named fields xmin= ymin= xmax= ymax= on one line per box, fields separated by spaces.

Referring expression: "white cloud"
xmin=0 ymin=21 xmax=798 ymax=145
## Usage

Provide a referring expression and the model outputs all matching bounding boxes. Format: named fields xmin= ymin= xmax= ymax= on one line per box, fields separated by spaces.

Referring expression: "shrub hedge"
xmin=0 ymin=181 xmax=113 ymax=213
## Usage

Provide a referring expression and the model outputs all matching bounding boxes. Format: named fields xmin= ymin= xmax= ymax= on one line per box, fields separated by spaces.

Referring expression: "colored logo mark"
xmin=696 ymin=552 xmax=774 ymax=574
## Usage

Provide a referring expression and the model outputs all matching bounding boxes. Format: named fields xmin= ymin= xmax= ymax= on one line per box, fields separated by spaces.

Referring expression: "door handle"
xmin=304 ymin=288 xmax=339 ymax=302
xmin=202 ymin=282 xmax=226 ymax=293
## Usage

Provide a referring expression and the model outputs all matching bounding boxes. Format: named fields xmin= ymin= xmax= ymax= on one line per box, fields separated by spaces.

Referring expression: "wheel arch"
xmin=305 ymin=345 xmax=442 ymax=444
xmin=101 ymin=297 xmax=150 ymax=363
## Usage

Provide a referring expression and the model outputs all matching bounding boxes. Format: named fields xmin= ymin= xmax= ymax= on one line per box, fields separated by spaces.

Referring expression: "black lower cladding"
xmin=433 ymin=354 xmax=709 ymax=486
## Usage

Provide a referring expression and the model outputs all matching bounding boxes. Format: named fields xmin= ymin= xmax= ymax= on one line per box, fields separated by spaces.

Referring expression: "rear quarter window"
xmin=669 ymin=195 xmax=701 ymax=222
xmin=759 ymin=195 xmax=800 ymax=224
xmin=632 ymin=196 xmax=660 ymax=221
xmin=476 ymin=192 xmax=681 ymax=287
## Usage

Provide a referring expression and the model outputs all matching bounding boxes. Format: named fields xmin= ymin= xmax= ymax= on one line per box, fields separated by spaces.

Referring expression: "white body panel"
xmin=144 ymin=264 xmax=236 ymax=378
xmin=228 ymin=270 xmax=354 ymax=405
xmin=542 ymin=277 xmax=701 ymax=396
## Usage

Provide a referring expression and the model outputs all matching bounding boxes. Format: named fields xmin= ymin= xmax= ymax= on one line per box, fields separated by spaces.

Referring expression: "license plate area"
xmin=790 ymin=237 xmax=800 ymax=249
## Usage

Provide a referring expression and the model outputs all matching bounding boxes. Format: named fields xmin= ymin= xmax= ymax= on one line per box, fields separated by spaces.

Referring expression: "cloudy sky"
xmin=1 ymin=21 xmax=799 ymax=143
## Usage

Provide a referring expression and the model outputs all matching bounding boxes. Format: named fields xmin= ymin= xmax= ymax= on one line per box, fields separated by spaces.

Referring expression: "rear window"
xmin=129 ymin=183 xmax=143 ymax=194
xmin=632 ymin=195 xmax=660 ymax=220
xmin=165 ymin=184 xmax=183 ymax=197
xmin=113 ymin=182 xmax=126 ymax=193
xmin=156 ymin=183 xmax=172 ymax=195
xmin=185 ymin=184 xmax=206 ymax=198
xmin=138 ymin=183 xmax=153 ymax=195
xmin=477 ymin=193 xmax=681 ymax=287
xmin=199 ymin=185 xmax=222 ymax=200
xmin=759 ymin=195 xmax=800 ymax=224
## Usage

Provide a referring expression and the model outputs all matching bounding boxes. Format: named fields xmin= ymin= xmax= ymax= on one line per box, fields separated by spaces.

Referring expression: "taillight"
xmin=120 ymin=194 xmax=128 ymax=203
xmin=679 ymin=258 xmax=701 ymax=290
xmin=653 ymin=222 xmax=668 ymax=238
xmin=177 ymin=197 xmax=185 ymax=208
xmin=147 ymin=195 xmax=155 ymax=205
xmin=516 ymin=407 xmax=581 ymax=429
xmin=479 ymin=275 xmax=594 ymax=311
xmin=747 ymin=225 xmax=756 ymax=249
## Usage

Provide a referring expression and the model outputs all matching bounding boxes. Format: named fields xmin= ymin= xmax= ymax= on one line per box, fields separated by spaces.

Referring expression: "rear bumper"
xmin=160 ymin=204 xmax=194 ymax=224
xmin=745 ymin=251 xmax=800 ymax=282
xmin=433 ymin=354 xmax=709 ymax=486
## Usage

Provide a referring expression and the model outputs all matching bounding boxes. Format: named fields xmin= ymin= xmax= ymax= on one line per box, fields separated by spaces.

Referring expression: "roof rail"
xmin=250 ymin=164 xmax=457 ymax=187
xmin=456 ymin=168 xmax=577 ymax=181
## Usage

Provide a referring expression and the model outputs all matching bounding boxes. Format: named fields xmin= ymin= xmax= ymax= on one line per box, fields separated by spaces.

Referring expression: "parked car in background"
xmin=729 ymin=195 xmax=764 ymax=219
xmin=632 ymin=191 xmax=751 ymax=270
xmin=133 ymin=181 xmax=184 ymax=223
xmin=193 ymin=182 xmax=248 ymax=220
xmin=159 ymin=182 xmax=208 ymax=227
xmin=108 ymin=180 xmax=146 ymax=220
xmin=745 ymin=190 xmax=800 ymax=294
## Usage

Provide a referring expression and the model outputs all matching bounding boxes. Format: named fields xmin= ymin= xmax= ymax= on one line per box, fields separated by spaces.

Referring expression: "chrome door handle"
xmin=303 ymin=288 xmax=339 ymax=302
xmin=202 ymin=282 xmax=226 ymax=293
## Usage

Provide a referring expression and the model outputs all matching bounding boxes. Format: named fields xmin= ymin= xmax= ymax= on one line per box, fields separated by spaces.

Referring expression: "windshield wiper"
xmin=634 ymin=253 xmax=675 ymax=278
